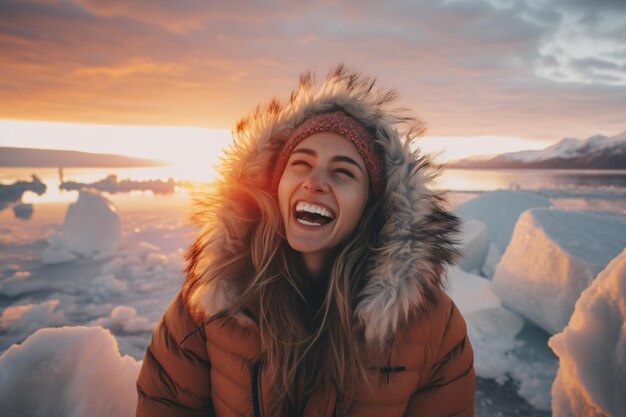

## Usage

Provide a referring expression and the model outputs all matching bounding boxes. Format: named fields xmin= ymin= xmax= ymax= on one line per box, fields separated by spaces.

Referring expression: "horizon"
xmin=5 ymin=118 xmax=621 ymax=166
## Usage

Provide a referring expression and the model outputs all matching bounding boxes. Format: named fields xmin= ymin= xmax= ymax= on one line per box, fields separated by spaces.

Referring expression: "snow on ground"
xmin=0 ymin=186 xmax=624 ymax=417
xmin=0 ymin=326 xmax=140 ymax=417
xmin=0 ymin=190 xmax=191 ymax=361
xmin=493 ymin=208 xmax=626 ymax=334
xmin=549 ymin=249 xmax=626 ymax=417
xmin=454 ymin=190 xmax=552 ymax=254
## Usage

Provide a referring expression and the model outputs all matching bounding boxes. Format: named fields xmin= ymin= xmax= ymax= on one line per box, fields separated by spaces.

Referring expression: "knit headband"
xmin=271 ymin=111 xmax=384 ymax=198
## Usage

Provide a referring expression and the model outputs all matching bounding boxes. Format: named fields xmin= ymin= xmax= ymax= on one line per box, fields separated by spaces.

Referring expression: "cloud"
xmin=0 ymin=0 xmax=625 ymax=139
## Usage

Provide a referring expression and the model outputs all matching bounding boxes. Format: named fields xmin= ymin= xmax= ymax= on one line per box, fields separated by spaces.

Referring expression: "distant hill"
xmin=448 ymin=131 xmax=626 ymax=169
xmin=0 ymin=147 xmax=169 ymax=167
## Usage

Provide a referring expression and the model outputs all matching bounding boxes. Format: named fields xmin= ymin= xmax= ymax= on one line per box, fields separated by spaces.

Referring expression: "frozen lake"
xmin=1 ymin=167 xmax=625 ymax=416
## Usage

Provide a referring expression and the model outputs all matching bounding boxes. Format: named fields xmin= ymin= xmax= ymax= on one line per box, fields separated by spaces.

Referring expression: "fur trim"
xmin=183 ymin=65 xmax=460 ymax=343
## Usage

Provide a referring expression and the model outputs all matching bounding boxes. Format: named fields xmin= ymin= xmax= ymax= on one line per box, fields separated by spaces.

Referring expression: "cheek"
xmin=277 ymin=176 xmax=292 ymax=220
xmin=341 ymin=187 xmax=369 ymax=230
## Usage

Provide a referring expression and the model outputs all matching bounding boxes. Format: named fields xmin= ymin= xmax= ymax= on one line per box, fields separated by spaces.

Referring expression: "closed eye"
xmin=290 ymin=159 xmax=311 ymax=168
xmin=334 ymin=168 xmax=355 ymax=178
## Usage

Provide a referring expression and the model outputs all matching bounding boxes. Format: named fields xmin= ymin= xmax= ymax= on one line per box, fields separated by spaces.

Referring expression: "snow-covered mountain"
xmin=449 ymin=131 xmax=626 ymax=169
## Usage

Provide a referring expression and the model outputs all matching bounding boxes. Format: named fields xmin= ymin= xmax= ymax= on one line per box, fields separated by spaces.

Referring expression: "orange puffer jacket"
xmin=136 ymin=289 xmax=474 ymax=417
xmin=136 ymin=67 xmax=475 ymax=416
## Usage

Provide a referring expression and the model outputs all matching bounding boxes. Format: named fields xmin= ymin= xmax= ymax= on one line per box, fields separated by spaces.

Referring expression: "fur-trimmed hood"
xmin=183 ymin=66 xmax=460 ymax=343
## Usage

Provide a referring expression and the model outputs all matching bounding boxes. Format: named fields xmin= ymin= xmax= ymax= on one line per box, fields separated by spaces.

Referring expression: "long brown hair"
xmin=216 ymin=175 xmax=384 ymax=413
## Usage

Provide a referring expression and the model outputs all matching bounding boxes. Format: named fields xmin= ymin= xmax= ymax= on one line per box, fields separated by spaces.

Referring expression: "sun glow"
xmin=0 ymin=119 xmax=233 ymax=182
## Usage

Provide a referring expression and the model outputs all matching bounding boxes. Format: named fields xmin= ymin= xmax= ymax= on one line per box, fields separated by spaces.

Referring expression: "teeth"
xmin=297 ymin=218 xmax=322 ymax=226
xmin=295 ymin=201 xmax=335 ymax=219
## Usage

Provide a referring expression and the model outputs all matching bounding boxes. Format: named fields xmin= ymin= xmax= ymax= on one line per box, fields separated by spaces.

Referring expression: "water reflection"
xmin=434 ymin=169 xmax=626 ymax=192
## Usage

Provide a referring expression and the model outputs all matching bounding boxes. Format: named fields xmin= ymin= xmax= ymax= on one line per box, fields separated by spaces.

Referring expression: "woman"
xmin=136 ymin=66 xmax=475 ymax=417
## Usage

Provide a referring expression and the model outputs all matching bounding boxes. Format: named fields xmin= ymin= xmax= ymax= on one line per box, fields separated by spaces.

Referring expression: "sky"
xmin=1 ymin=0 xmax=625 ymax=163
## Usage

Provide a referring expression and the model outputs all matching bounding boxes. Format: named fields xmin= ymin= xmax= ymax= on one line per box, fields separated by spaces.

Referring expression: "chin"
xmin=286 ymin=237 xmax=323 ymax=254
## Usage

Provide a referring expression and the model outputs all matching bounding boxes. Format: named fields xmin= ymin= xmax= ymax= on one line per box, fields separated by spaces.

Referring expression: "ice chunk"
xmin=0 ymin=326 xmax=140 ymax=417
xmin=92 ymin=305 xmax=155 ymax=334
xmin=455 ymin=190 xmax=551 ymax=252
xmin=447 ymin=266 xmax=500 ymax=316
xmin=468 ymin=306 xmax=524 ymax=382
xmin=493 ymin=208 xmax=626 ymax=334
xmin=456 ymin=219 xmax=488 ymax=273
xmin=0 ymin=300 xmax=66 ymax=333
xmin=481 ymin=241 xmax=502 ymax=278
xmin=549 ymin=249 xmax=626 ymax=417
xmin=44 ymin=189 xmax=121 ymax=260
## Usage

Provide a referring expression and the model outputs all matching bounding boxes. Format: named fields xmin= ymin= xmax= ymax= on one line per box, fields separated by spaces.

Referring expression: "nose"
xmin=303 ymin=170 xmax=328 ymax=193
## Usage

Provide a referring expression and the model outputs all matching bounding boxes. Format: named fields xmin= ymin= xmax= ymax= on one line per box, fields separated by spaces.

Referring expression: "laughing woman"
xmin=136 ymin=66 xmax=475 ymax=417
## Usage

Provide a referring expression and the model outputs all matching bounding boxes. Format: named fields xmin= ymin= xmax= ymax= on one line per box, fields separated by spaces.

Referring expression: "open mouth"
xmin=293 ymin=201 xmax=336 ymax=227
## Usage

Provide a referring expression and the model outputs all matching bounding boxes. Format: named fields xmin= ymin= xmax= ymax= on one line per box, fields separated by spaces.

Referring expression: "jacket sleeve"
xmin=136 ymin=294 xmax=215 ymax=417
xmin=405 ymin=299 xmax=476 ymax=417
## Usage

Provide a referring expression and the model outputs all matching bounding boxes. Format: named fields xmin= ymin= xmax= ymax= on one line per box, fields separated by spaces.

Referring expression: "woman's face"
xmin=278 ymin=132 xmax=370 ymax=276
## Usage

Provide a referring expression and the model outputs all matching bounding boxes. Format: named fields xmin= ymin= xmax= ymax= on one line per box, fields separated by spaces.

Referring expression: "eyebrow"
xmin=291 ymin=148 xmax=364 ymax=173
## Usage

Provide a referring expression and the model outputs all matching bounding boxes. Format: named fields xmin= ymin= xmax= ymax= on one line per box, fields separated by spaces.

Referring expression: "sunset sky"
xmin=1 ymin=0 xmax=625 ymax=163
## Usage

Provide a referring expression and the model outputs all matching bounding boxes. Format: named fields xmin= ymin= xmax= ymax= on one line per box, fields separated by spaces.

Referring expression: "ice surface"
xmin=455 ymin=190 xmax=552 ymax=252
xmin=493 ymin=208 xmax=626 ymax=334
xmin=549 ymin=249 xmax=626 ymax=417
xmin=0 ymin=182 xmax=622 ymax=417
xmin=446 ymin=267 xmax=525 ymax=385
xmin=447 ymin=265 xmax=560 ymax=412
xmin=42 ymin=190 xmax=121 ymax=262
xmin=0 ymin=326 xmax=140 ymax=417
xmin=456 ymin=219 xmax=488 ymax=273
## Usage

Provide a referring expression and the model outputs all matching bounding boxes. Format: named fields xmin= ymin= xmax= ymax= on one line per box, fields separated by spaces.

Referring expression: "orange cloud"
xmin=0 ymin=0 xmax=625 ymax=141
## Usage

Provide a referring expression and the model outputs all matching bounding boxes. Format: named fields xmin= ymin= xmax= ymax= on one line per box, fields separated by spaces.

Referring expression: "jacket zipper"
xmin=251 ymin=361 xmax=262 ymax=417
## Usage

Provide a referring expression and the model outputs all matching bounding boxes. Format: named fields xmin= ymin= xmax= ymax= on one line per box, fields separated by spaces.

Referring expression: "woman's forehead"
xmin=292 ymin=131 xmax=364 ymax=160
